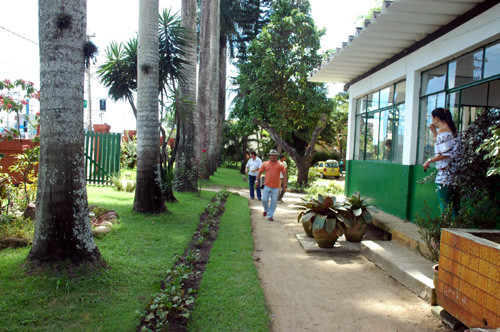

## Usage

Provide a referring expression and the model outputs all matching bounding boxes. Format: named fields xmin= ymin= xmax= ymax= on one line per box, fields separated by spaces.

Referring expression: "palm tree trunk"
xmin=28 ymin=0 xmax=102 ymax=266
xmin=174 ymin=0 xmax=198 ymax=192
xmin=216 ymin=34 xmax=227 ymax=169
xmin=133 ymin=0 xmax=166 ymax=213
xmin=197 ymin=0 xmax=220 ymax=179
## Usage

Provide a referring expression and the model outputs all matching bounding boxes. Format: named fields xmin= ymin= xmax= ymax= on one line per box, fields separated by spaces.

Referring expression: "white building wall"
xmin=346 ymin=4 xmax=500 ymax=165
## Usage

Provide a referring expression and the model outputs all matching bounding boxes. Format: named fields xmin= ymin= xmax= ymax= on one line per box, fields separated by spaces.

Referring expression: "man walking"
xmin=245 ymin=151 xmax=262 ymax=200
xmin=278 ymin=154 xmax=287 ymax=203
xmin=256 ymin=149 xmax=287 ymax=221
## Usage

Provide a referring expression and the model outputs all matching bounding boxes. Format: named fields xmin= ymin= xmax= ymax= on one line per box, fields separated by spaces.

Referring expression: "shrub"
xmin=110 ymin=173 xmax=136 ymax=192
xmin=121 ymin=136 xmax=137 ymax=169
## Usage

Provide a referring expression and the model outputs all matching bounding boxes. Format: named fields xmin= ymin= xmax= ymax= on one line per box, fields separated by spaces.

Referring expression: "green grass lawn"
xmin=204 ymin=166 xmax=248 ymax=189
xmin=0 ymin=181 xmax=270 ymax=331
xmin=188 ymin=193 xmax=270 ymax=331
xmin=0 ymin=187 xmax=215 ymax=331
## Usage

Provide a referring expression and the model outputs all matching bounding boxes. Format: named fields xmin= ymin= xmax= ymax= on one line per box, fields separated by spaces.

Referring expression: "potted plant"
xmin=341 ymin=192 xmax=378 ymax=242
xmin=295 ymin=194 xmax=350 ymax=248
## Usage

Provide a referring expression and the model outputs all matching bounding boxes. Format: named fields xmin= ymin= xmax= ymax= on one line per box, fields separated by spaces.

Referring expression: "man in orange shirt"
xmin=256 ymin=149 xmax=287 ymax=221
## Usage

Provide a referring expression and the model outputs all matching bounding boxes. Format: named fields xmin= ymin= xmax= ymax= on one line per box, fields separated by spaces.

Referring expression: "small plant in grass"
xmin=110 ymin=172 xmax=136 ymax=192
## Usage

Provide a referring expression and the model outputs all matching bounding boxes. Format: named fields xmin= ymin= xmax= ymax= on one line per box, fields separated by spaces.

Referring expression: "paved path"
xmin=231 ymin=187 xmax=447 ymax=332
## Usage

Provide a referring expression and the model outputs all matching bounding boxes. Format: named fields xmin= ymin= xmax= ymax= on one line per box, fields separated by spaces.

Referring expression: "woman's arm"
xmin=423 ymin=154 xmax=448 ymax=170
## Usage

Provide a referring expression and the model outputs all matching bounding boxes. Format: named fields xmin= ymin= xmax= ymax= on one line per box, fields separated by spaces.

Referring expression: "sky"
xmin=0 ymin=0 xmax=377 ymax=133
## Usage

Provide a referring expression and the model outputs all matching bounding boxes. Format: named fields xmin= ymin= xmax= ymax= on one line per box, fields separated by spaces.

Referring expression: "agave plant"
xmin=342 ymin=192 xmax=379 ymax=242
xmin=343 ymin=191 xmax=379 ymax=225
xmin=295 ymin=194 xmax=351 ymax=241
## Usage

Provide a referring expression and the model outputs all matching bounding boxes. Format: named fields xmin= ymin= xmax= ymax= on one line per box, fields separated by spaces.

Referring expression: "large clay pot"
xmin=301 ymin=219 xmax=313 ymax=238
xmin=344 ymin=217 xmax=368 ymax=242
xmin=313 ymin=226 xmax=343 ymax=248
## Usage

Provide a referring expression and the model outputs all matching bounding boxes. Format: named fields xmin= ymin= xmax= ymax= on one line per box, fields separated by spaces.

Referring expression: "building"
xmin=309 ymin=0 xmax=500 ymax=220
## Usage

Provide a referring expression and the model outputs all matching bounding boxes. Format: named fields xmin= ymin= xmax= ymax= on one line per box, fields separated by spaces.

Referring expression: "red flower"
xmin=202 ymin=149 xmax=207 ymax=153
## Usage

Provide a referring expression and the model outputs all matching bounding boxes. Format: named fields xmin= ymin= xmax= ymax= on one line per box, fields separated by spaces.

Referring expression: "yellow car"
xmin=310 ymin=160 xmax=341 ymax=179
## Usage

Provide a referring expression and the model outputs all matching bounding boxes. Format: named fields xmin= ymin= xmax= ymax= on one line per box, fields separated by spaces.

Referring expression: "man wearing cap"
xmin=256 ymin=149 xmax=287 ymax=221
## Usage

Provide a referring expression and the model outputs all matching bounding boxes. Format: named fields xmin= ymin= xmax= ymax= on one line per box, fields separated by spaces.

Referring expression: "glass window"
xmin=379 ymin=86 xmax=394 ymax=109
xmin=378 ymin=110 xmax=391 ymax=160
xmin=353 ymin=80 xmax=405 ymax=163
xmin=354 ymin=114 xmax=365 ymax=160
xmin=392 ymin=105 xmax=405 ymax=164
xmin=448 ymin=50 xmax=484 ymax=89
xmin=365 ymin=112 xmax=380 ymax=161
xmin=356 ymin=97 xmax=366 ymax=114
xmin=421 ymin=63 xmax=447 ymax=95
xmin=366 ymin=91 xmax=379 ymax=112
xmin=484 ymin=41 xmax=500 ymax=78
xmin=417 ymin=93 xmax=446 ymax=163
xmin=394 ymin=81 xmax=406 ymax=104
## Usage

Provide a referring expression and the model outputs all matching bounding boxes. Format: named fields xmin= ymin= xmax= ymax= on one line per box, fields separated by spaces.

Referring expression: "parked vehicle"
xmin=310 ymin=159 xmax=340 ymax=179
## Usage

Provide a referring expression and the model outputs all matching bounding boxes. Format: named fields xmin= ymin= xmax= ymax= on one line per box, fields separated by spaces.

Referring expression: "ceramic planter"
xmin=344 ymin=217 xmax=368 ymax=242
xmin=313 ymin=225 xmax=343 ymax=248
xmin=301 ymin=219 xmax=313 ymax=238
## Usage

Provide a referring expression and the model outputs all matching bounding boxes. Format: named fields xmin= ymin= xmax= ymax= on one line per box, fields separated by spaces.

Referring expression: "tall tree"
xmin=174 ymin=0 xmax=198 ymax=192
xmin=28 ymin=0 xmax=102 ymax=266
xmin=232 ymin=0 xmax=332 ymax=184
xmin=133 ymin=0 xmax=166 ymax=213
xmin=197 ymin=0 xmax=220 ymax=176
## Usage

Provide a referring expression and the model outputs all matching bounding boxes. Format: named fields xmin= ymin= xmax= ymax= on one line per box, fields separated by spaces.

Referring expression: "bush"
xmin=121 ymin=136 xmax=137 ymax=169
xmin=304 ymin=181 xmax=344 ymax=200
xmin=110 ymin=172 xmax=136 ymax=192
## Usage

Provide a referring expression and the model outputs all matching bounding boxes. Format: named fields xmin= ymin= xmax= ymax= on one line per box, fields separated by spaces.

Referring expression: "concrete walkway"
xmin=232 ymin=187 xmax=447 ymax=332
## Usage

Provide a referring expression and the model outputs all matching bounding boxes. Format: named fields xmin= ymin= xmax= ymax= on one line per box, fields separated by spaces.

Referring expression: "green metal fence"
xmin=84 ymin=132 xmax=121 ymax=184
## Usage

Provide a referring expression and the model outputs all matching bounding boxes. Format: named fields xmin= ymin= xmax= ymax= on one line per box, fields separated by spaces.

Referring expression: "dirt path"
xmin=232 ymin=187 xmax=447 ymax=332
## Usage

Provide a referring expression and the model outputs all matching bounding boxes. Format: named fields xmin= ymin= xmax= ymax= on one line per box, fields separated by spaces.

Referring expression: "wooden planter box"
xmin=437 ymin=229 xmax=500 ymax=329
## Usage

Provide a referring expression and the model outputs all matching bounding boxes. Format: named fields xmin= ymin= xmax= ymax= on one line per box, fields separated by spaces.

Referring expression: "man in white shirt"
xmin=245 ymin=151 xmax=262 ymax=200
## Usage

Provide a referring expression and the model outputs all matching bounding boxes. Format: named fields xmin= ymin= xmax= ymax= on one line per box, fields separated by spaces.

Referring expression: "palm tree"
xmin=28 ymin=0 xmax=103 ymax=266
xmin=174 ymin=0 xmax=198 ymax=192
xmin=197 ymin=0 xmax=220 ymax=177
xmin=133 ymin=0 xmax=166 ymax=213
xmin=97 ymin=39 xmax=138 ymax=117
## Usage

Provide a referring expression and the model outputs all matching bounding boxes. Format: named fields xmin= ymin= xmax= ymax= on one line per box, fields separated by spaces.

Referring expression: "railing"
xmin=84 ymin=132 xmax=121 ymax=184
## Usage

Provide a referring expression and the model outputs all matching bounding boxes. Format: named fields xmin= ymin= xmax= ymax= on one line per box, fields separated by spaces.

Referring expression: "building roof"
xmin=308 ymin=0 xmax=488 ymax=87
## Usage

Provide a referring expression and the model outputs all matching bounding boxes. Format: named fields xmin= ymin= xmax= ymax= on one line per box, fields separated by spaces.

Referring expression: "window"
xmin=484 ymin=41 xmax=500 ymax=78
xmin=354 ymin=80 xmax=406 ymax=163
xmin=418 ymin=40 xmax=500 ymax=164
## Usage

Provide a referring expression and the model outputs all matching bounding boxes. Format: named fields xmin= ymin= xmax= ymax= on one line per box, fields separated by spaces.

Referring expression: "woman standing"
xmin=423 ymin=108 xmax=460 ymax=217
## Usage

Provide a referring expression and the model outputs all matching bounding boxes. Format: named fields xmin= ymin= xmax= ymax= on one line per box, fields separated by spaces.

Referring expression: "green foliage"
xmin=0 ymin=187 xmax=216 ymax=330
xmin=121 ymin=135 xmax=137 ymax=169
xmin=294 ymin=194 xmax=350 ymax=234
xmin=415 ymin=205 xmax=459 ymax=262
xmin=311 ymin=151 xmax=339 ymax=165
xmin=9 ymin=143 xmax=39 ymax=205
xmin=187 ymin=194 xmax=270 ymax=331
xmin=140 ymin=190 xmax=229 ymax=330
xmin=343 ymin=191 xmax=379 ymax=226
xmin=0 ymin=170 xmax=35 ymax=240
xmin=304 ymin=181 xmax=343 ymax=199
xmin=110 ymin=172 xmax=136 ymax=192
xmin=479 ymin=125 xmax=500 ymax=177
xmin=231 ymin=0 xmax=333 ymax=148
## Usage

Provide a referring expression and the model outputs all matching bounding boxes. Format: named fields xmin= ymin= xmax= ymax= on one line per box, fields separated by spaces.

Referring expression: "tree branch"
xmin=304 ymin=113 xmax=327 ymax=157
xmin=252 ymin=117 xmax=300 ymax=160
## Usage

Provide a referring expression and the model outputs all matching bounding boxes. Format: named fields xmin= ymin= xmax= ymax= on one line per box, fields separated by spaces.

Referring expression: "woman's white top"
xmin=434 ymin=132 xmax=459 ymax=185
